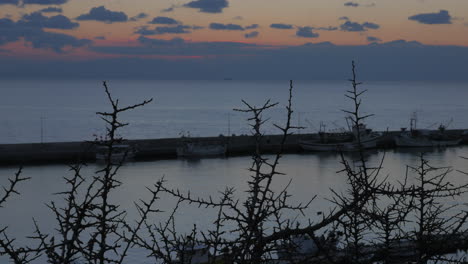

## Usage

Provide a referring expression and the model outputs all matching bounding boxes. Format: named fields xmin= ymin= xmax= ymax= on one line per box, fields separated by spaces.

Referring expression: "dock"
xmin=0 ymin=129 xmax=467 ymax=165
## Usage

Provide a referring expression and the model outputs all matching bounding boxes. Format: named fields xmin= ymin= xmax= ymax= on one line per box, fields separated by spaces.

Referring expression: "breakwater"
xmin=0 ymin=130 xmax=467 ymax=165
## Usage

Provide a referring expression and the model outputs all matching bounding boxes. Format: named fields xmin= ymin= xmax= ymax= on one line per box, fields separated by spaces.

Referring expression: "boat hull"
xmin=300 ymin=135 xmax=382 ymax=152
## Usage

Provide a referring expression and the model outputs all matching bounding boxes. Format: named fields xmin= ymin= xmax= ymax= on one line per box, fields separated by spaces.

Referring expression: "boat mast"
xmin=410 ymin=111 xmax=417 ymax=131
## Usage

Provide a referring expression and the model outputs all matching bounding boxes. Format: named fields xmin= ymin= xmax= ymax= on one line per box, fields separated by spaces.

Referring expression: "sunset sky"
xmin=1 ymin=0 xmax=468 ymax=80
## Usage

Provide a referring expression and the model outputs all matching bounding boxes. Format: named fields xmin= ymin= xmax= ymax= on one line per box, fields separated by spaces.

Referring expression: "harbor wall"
xmin=0 ymin=130 xmax=466 ymax=165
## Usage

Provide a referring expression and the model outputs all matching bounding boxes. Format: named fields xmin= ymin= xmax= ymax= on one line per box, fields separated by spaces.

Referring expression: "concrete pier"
xmin=0 ymin=130 xmax=466 ymax=165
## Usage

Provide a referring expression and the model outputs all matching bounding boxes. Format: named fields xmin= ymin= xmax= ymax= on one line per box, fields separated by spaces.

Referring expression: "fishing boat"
xmin=176 ymin=142 xmax=227 ymax=157
xmin=394 ymin=115 xmax=462 ymax=148
xmin=300 ymin=123 xmax=383 ymax=152
xmin=95 ymin=144 xmax=137 ymax=163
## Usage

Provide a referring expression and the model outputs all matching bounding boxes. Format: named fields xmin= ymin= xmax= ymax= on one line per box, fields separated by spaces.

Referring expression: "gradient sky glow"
xmin=1 ymin=0 xmax=468 ymax=79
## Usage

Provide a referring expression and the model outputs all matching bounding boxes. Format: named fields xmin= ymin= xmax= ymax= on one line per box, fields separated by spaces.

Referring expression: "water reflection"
xmin=1 ymin=146 xmax=468 ymax=263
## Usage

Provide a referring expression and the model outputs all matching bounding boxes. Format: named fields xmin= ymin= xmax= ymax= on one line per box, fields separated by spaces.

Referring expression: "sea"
xmin=1 ymin=79 xmax=468 ymax=143
xmin=1 ymin=79 xmax=468 ymax=263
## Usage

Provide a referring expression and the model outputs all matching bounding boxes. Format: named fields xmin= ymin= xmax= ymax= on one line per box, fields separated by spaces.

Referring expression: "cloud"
xmin=271 ymin=23 xmax=336 ymax=32
xmin=377 ymin=39 xmax=424 ymax=48
xmin=0 ymin=0 xmax=19 ymax=5
xmin=0 ymin=18 xmax=21 ymax=45
xmin=408 ymin=10 xmax=452 ymax=25
xmin=25 ymin=30 xmax=91 ymax=52
xmin=0 ymin=17 xmax=90 ymax=52
xmin=245 ymin=24 xmax=258 ymax=29
xmin=184 ymin=0 xmax=228 ymax=13
xmin=209 ymin=22 xmax=244 ymax=30
xmin=362 ymin=22 xmax=379 ymax=29
xmin=130 ymin=13 xmax=148 ymax=22
xmin=161 ymin=5 xmax=175 ymax=13
xmin=233 ymin=16 xmax=243 ymax=20
xmin=339 ymin=16 xmax=349 ymax=20
xmin=95 ymin=36 xmax=106 ymax=40
xmin=20 ymin=12 xmax=79 ymax=30
xmin=296 ymin=26 xmax=319 ymax=38
xmin=367 ymin=36 xmax=381 ymax=42
xmin=1 ymin=0 xmax=68 ymax=5
xmin=135 ymin=25 xmax=194 ymax=35
xmin=137 ymin=36 xmax=186 ymax=46
xmin=40 ymin=7 xmax=62 ymax=13
xmin=93 ymin=35 xmax=265 ymax=56
xmin=131 ymin=36 xmax=261 ymax=54
xmin=76 ymin=6 xmax=128 ymax=23
xmin=270 ymin=23 xmax=293 ymax=29
xmin=244 ymin=31 xmax=259 ymax=38
xmin=74 ymin=39 xmax=468 ymax=81
xmin=344 ymin=2 xmax=375 ymax=7
xmin=317 ymin=26 xmax=338 ymax=31
xmin=340 ymin=20 xmax=380 ymax=31
xmin=149 ymin=16 xmax=179 ymax=25
xmin=23 ymin=0 xmax=67 ymax=5
xmin=344 ymin=2 xmax=359 ymax=7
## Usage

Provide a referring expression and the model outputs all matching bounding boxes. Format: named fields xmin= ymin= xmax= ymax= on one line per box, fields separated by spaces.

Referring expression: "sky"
xmin=0 ymin=0 xmax=468 ymax=80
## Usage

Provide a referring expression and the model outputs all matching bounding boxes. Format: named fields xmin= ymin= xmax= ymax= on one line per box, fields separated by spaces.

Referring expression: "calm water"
xmin=0 ymin=79 xmax=467 ymax=143
xmin=1 ymin=147 xmax=468 ymax=263
xmin=1 ymin=80 xmax=468 ymax=263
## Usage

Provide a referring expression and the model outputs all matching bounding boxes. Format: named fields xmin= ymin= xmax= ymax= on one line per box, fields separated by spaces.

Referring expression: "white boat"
xmin=176 ymin=142 xmax=226 ymax=157
xmin=394 ymin=113 xmax=462 ymax=148
xmin=300 ymin=124 xmax=383 ymax=152
xmin=300 ymin=135 xmax=382 ymax=152
xmin=95 ymin=144 xmax=136 ymax=163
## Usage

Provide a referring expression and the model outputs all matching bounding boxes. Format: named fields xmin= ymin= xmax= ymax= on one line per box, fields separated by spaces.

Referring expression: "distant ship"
xmin=223 ymin=77 xmax=233 ymax=81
